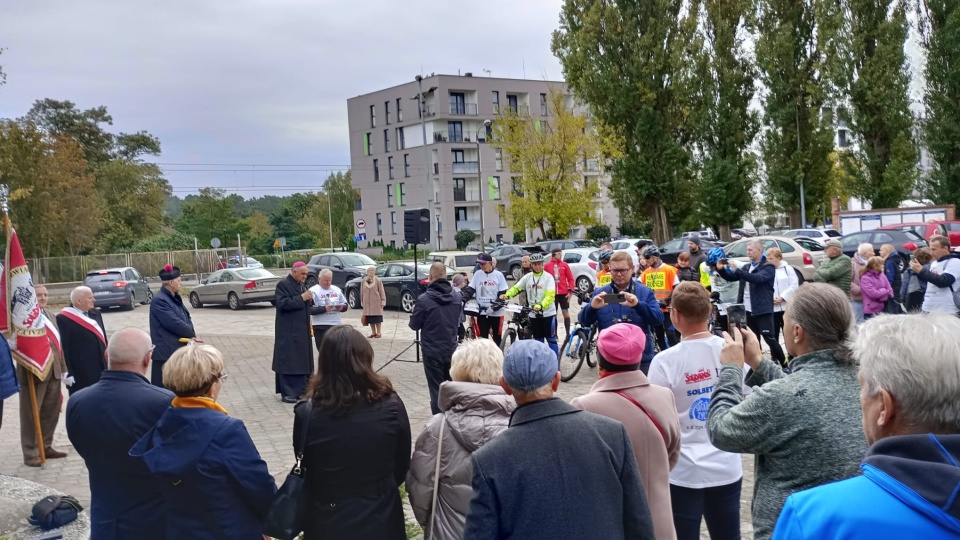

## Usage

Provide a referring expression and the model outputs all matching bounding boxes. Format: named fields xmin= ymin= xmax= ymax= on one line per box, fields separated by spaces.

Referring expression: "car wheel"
xmin=124 ymin=292 xmax=136 ymax=311
xmin=305 ymin=274 xmax=318 ymax=289
xmin=141 ymin=290 xmax=153 ymax=305
xmin=228 ymin=292 xmax=241 ymax=311
xmin=794 ymin=267 xmax=805 ymax=285
xmin=190 ymin=292 xmax=203 ymax=308
xmin=400 ymin=291 xmax=416 ymax=313
xmin=511 ymin=265 xmax=522 ymax=281
xmin=576 ymin=276 xmax=592 ymax=293
xmin=348 ymin=289 xmax=361 ymax=309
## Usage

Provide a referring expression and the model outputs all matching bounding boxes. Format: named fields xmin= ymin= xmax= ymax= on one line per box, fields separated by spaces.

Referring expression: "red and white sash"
xmin=59 ymin=307 xmax=106 ymax=346
xmin=41 ymin=311 xmax=62 ymax=356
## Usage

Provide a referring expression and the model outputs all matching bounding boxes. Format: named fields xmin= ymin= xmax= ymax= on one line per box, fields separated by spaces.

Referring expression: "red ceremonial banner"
xmin=1 ymin=228 xmax=52 ymax=380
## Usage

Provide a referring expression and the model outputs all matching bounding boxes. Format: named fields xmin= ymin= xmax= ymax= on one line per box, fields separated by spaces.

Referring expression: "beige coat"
xmin=571 ymin=370 xmax=682 ymax=540
xmin=360 ymin=277 xmax=387 ymax=317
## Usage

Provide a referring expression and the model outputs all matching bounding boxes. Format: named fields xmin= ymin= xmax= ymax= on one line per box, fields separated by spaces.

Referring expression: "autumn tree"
xmin=48 ymin=137 xmax=102 ymax=256
xmin=919 ymin=0 xmax=960 ymax=207
xmin=96 ymin=160 xmax=170 ymax=251
xmin=492 ymin=88 xmax=604 ymax=239
xmin=322 ymin=170 xmax=359 ymax=249
xmin=552 ymin=0 xmax=696 ymax=244
xmin=176 ymin=187 xmax=250 ymax=248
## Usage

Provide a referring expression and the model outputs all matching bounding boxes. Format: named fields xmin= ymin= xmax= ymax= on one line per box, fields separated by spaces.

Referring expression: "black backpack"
xmin=28 ymin=495 xmax=83 ymax=530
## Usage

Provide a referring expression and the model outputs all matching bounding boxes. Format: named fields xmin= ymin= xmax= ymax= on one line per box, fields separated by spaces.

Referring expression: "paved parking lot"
xmin=0 ymin=296 xmax=755 ymax=538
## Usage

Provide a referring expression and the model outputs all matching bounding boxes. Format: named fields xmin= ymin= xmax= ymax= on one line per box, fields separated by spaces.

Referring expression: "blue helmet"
xmin=706 ymin=247 xmax=725 ymax=266
xmin=598 ymin=249 xmax=613 ymax=262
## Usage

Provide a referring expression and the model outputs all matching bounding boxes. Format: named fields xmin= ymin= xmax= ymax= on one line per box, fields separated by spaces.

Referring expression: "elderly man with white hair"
xmin=772 ymin=312 xmax=960 ymax=538
xmin=56 ymin=285 xmax=108 ymax=394
xmin=308 ymin=268 xmax=349 ymax=352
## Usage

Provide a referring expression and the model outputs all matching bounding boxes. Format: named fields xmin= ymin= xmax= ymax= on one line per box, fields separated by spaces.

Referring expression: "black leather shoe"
xmin=281 ymin=396 xmax=298 ymax=404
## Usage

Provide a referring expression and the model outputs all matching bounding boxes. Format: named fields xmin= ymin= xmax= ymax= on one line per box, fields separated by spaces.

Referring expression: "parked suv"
xmin=306 ymin=252 xmax=377 ymax=288
xmin=84 ymin=267 xmax=153 ymax=311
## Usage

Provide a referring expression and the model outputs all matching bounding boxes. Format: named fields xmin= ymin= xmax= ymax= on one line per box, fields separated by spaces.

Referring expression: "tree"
xmin=920 ymin=0 xmax=960 ymax=207
xmin=23 ymin=99 xmax=116 ymax=166
xmin=96 ymin=160 xmax=171 ymax=251
xmin=239 ymin=211 xmax=274 ymax=254
xmin=493 ymin=88 xmax=605 ymax=239
xmin=755 ymin=0 xmax=841 ymax=226
xmin=48 ymin=137 xmax=102 ymax=256
xmin=839 ymin=0 xmax=917 ymax=208
xmin=455 ymin=229 xmax=476 ymax=250
xmin=586 ymin=224 xmax=610 ymax=241
xmin=269 ymin=193 xmax=317 ymax=250
xmin=553 ymin=0 xmax=697 ymax=244
xmin=176 ymin=187 xmax=249 ymax=247
xmin=322 ymin=171 xmax=359 ymax=249
xmin=689 ymin=0 xmax=760 ymax=241
xmin=0 ymin=47 xmax=6 ymax=87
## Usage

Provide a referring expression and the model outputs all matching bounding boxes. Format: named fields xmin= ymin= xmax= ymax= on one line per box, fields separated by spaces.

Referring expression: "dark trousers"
xmin=313 ymin=325 xmax=333 ymax=353
xmin=422 ymin=354 xmax=452 ymax=415
xmin=905 ymin=290 xmax=924 ymax=312
xmin=151 ymin=359 xmax=166 ymax=387
xmin=529 ymin=315 xmax=554 ymax=343
xmin=772 ymin=311 xmax=785 ymax=343
xmin=476 ymin=315 xmax=502 ymax=346
xmin=664 ymin=311 xmax=680 ymax=348
xmin=746 ymin=311 xmax=785 ymax=363
xmin=275 ymin=373 xmax=309 ymax=400
xmin=17 ymin=366 xmax=62 ymax=459
xmin=670 ymin=479 xmax=742 ymax=540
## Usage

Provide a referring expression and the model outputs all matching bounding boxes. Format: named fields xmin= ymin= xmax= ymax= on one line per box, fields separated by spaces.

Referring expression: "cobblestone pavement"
xmin=0 ymin=299 xmax=755 ymax=538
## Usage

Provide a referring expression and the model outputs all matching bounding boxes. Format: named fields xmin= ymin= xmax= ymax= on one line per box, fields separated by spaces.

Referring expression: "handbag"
xmin=614 ymin=390 xmax=668 ymax=445
xmin=428 ymin=416 xmax=446 ymax=539
xmin=263 ymin=400 xmax=313 ymax=540
xmin=361 ymin=314 xmax=368 ymax=326
xmin=28 ymin=494 xmax=83 ymax=530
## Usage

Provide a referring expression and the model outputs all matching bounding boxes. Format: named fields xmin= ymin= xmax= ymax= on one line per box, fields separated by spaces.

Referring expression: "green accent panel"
xmin=488 ymin=176 xmax=500 ymax=200
xmin=363 ymin=133 xmax=371 ymax=156
xmin=534 ymin=120 xmax=541 ymax=132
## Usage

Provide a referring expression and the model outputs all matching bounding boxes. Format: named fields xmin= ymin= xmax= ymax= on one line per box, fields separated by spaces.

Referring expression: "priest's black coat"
xmin=272 ymin=275 xmax=314 ymax=375
xmin=56 ymin=309 xmax=108 ymax=395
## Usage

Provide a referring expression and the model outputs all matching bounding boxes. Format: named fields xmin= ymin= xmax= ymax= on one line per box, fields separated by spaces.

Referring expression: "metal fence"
xmin=29 ymin=248 xmax=244 ymax=285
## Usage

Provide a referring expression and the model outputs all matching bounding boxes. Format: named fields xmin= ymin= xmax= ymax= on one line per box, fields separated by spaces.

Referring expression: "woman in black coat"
xmin=293 ymin=325 xmax=411 ymax=540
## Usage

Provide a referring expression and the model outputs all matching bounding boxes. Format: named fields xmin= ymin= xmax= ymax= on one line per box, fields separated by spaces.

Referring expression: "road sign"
xmin=356 ymin=219 xmax=366 ymax=230
xmin=210 ymin=237 xmax=221 ymax=248
xmin=354 ymin=233 xmax=367 ymax=242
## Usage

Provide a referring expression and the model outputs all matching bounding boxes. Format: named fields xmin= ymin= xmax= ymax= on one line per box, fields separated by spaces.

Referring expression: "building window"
xmin=495 ymin=148 xmax=503 ymax=171
xmin=454 ymin=178 xmax=466 ymax=202
xmin=390 ymin=240 xmax=396 ymax=248
xmin=540 ymin=93 xmax=548 ymax=116
xmin=512 ymin=176 xmax=523 ymax=196
xmin=455 ymin=207 xmax=467 ymax=222
xmin=373 ymin=158 xmax=379 ymax=182
xmin=488 ymin=176 xmax=501 ymax=200
xmin=396 ymin=98 xmax=403 ymax=122
xmin=391 ymin=212 xmax=397 ymax=235
xmin=498 ymin=204 xmax=507 ymax=227
xmin=507 ymin=94 xmax=518 ymax=113
xmin=452 ymin=150 xmax=465 ymax=163
xmin=363 ymin=133 xmax=372 ymax=156
xmin=450 ymin=92 xmax=466 ymax=115
xmin=397 ymin=127 xmax=405 ymax=150
xmin=355 ymin=195 xmax=362 ymax=211
xmin=385 ymin=101 xmax=391 ymax=124
xmin=370 ymin=105 xmax=376 ymax=128
xmin=376 ymin=213 xmax=382 ymax=235
xmin=398 ymin=182 xmax=405 ymax=206
xmin=448 ymin=121 xmax=463 ymax=143
xmin=403 ymin=154 xmax=410 ymax=177
xmin=492 ymin=91 xmax=499 ymax=114
xmin=384 ymin=129 xmax=390 ymax=152
xmin=387 ymin=184 xmax=394 ymax=207
xmin=388 ymin=156 xmax=394 ymax=179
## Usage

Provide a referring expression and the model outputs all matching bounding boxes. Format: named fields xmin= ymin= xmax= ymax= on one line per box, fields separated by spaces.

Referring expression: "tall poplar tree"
xmin=920 ymin=0 xmax=960 ymax=207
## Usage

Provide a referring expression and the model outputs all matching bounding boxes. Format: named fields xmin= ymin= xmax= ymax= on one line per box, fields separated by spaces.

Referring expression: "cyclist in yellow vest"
xmin=640 ymin=246 xmax=680 ymax=349
xmin=595 ymin=249 xmax=614 ymax=288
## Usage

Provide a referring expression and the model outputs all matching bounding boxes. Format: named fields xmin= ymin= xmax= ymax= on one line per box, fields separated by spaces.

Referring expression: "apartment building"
xmin=347 ymin=73 xmax=619 ymax=250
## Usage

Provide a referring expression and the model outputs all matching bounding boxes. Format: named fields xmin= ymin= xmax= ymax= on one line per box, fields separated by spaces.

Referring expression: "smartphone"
xmin=726 ymin=303 xmax=747 ymax=332
xmin=603 ymin=293 xmax=625 ymax=304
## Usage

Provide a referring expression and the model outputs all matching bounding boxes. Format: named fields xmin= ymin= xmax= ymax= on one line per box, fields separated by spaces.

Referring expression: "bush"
xmin=586 ymin=224 xmax=611 ymax=242
xmin=513 ymin=231 xmax=525 ymax=244
xmin=127 ymin=232 xmax=195 ymax=252
xmin=455 ymin=229 xmax=476 ymax=249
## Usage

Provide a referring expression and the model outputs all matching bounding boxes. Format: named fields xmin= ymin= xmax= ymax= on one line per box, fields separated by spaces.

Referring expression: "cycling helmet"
xmin=529 ymin=252 xmax=546 ymax=263
xmin=598 ymin=249 xmax=613 ymax=262
xmin=706 ymin=247 xmax=725 ymax=266
xmin=641 ymin=245 xmax=661 ymax=259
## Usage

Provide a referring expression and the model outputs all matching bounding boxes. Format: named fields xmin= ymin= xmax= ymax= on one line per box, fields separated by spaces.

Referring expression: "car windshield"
xmin=85 ymin=272 xmax=122 ymax=283
xmin=340 ymin=253 xmax=376 ymax=266
xmin=824 ymin=229 xmax=842 ymax=237
xmin=237 ymin=268 xmax=275 ymax=279
xmin=575 ymin=239 xmax=598 ymax=247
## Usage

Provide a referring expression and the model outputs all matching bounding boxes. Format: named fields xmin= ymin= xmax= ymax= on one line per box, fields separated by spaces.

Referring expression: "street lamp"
xmin=476 ymin=119 xmax=492 ymax=253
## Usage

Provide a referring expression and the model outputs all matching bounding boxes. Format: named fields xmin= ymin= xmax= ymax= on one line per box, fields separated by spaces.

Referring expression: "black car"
xmin=306 ymin=252 xmax=377 ymax=288
xmin=343 ymin=262 xmax=456 ymax=313
xmin=536 ymin=239 xmax=599 ymax=252
xmin=839 ymin=229 xmax=928 ymax=272
xmin=657 ymin=238 xmax=726 ymax=266
xmin=487 ymin=244 xmax=545 ymax=280
xmin=84 ymin=267 xmax=154 ymax=311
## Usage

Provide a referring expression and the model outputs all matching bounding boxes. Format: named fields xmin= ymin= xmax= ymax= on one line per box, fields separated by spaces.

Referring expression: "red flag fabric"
xmin=1 ymin=228 xmax=52 ymax=380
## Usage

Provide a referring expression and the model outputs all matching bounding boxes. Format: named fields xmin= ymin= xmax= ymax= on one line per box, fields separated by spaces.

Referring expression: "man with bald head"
xmin=67 ymin=327 xmax=174 ymax=540
xmin=56 ymin=285 xmax=108 ymax=394
xmin=409 ymin=261 xmax=461 ymax=414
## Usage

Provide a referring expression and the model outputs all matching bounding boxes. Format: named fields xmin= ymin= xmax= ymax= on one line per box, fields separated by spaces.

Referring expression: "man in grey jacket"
xmin=464 ymin=340 xmax=655 ymax=540
xmin=706 ymin=283 xmax=867 ymax=540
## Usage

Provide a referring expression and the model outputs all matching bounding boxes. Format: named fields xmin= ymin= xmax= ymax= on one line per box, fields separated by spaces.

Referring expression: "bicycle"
xmin=558 ymin=290 xmax=598 ymax=382
xmin=497 ymin=301 xmax=536 ymax=355
xmin=706 ymin=291 xmax=724 ymax=337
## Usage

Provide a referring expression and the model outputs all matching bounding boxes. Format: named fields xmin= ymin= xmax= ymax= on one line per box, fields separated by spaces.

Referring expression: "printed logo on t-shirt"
xmin=689 ymin=397 xmax=710 ymax=422
xmin=684 ymin=368 xmax=712 ymax=385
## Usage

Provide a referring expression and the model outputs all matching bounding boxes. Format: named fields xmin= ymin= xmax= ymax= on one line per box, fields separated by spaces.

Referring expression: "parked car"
xmin=610 ymin=238 xmax=652 ymax=272
xmin=681 ymin=228 xmax=718 ymax=241
xmin=560 ymin=248 xmax=599 ymax=293
xmin=877 ymin=221 xmax=960 ymax=249
xmin=230 ymin=255 xmax=264 ymax=269
xmin=188 ymin=268 xmax=281 ymax=310
xmin=658 ymin=238 xmax=726 ymax=266
xmin=536 ymin=239 xmax=599 ymax=253
xmin=722 ymin=236 xmax=826 ymax=282
xmin=839 ymin=229 xmax=928 ymax=272
xmin=781 ymin=228 xmax=842 ymax=246
xmin=84 ymin=267 xmax=154 ymax=311
xmin=731 ymin=228 xmax=756 ymax=240
xmin=343 ymin=262 xmax=456 ymax=313
xmin=426 ymin=251 xmax=481 ymax=274
xmin=487 ymin=244 xmax=545 ymax=280
xmin=306 ymin=252 xmax=377 ymax=288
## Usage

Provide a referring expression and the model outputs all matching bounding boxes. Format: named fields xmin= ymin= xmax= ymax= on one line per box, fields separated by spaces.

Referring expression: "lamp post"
xmin=476 ymin=119 xmax=492 ymax=253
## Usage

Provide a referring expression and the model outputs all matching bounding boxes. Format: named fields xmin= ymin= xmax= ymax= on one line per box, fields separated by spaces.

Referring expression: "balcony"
xmin=450 ymin=103 xmax=478 ymax=116
xmin=452 ymin=161 xmax=479 ymax=174
xmin=504 ymin=105 xmax=530 ymax=115
xmin=583 ymin=159 xmax=600 ymax=172
xmin=453 ymin=188 xmax=481 ymax=202
xmin=456 ymin=220 xmax=481 ymax=231
xmin=433 ymin=131 xmax=488 ymax=143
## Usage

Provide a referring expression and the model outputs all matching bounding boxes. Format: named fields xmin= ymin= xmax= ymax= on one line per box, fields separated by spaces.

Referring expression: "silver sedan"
xmin=189 ymin=268 xmax=281 ymax=310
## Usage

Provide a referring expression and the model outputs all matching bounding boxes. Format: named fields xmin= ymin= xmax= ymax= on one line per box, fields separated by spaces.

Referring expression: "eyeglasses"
xmin=609 ymin=268 xmax=632 ymax=274
xmin=218 ymin=373 xmax=229 ymax=381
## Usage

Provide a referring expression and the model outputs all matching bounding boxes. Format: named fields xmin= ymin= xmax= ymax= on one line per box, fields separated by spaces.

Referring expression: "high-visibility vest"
xmin=699 ymin=262 xmax=712 ymax=288
xmin=641 ymin=264 xmax=679 ymax=312
xmin=596 ymin=269 xmax=612 ymax=287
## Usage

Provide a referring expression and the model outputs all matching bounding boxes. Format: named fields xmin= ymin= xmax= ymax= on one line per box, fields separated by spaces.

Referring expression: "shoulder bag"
xmin=427 ymin=416 xmax=446 ymax=540
xmin=263 ymin=400 xmax=313 ymax=540
xmin=614 ymin=390 xmax=667 ymax=445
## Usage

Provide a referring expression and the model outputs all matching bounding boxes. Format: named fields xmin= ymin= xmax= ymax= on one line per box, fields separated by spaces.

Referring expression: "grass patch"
xmin=399 ymin=483 xmax=423 ymax=539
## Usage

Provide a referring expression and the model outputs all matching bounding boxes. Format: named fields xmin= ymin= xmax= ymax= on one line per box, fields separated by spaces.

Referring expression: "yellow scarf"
xmin=171 ymin=396 xmax=229 ymax=415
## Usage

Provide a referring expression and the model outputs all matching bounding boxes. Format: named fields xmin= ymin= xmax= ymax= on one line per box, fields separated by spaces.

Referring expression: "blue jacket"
xmin=65 ymin=371 xmax=174 ymax=540
xmin=773 ymin=433 xmax=960 ymax=539
xmin=149 ymin=287 xmax=196 ymax=365
xmin=464 ymin=398 xmax=654 ymax=540
xmin=0 ymin=336 xmax=18 ymax=401
xmin=718 ymin=257 xmax=776 ymax=315
xmin=578 ymin=279 xmax=663 ymax=365
xmin=130 ymin=407 xmax=277 ymax=540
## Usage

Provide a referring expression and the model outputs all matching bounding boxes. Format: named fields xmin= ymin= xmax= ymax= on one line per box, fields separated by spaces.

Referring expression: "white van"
xmin=427 ymin=251 xmax=482 ymax=274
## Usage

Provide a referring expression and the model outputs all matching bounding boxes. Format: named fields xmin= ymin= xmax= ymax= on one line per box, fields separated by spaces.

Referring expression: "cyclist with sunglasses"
xmin=501 ymin=253 xmax=558 ymax=354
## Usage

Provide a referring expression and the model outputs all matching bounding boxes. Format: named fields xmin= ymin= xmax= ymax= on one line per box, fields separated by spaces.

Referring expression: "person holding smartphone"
xmin=309 ymin=268 xmax=349 ymax=352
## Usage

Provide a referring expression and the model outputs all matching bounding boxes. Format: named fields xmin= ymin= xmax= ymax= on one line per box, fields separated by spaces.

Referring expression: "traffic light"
xmin=404 ymin=208 xmax=430 ymax=245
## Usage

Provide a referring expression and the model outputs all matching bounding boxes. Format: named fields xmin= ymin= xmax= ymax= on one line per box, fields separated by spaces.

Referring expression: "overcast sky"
xmin=0 ymin=0 xmax=565 ymax=197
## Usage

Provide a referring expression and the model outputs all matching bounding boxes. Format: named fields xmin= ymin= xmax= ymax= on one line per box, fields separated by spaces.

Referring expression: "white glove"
xmin=64 ymin=374 xmax=76 ymax=387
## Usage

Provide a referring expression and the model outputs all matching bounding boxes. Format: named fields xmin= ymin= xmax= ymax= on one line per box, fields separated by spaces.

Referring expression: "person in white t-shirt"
xmin=648 ymin=281 xmax=746 ymax=540
xmin=465 ymin=252 xmax=509 ymax=346
xmin=308 ymin=269 xmax=348 ymax=351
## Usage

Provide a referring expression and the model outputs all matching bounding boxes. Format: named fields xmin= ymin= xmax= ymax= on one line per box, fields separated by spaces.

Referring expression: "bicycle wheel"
xmin=559 ymin=329 xmax=587 ymax=382
xmin=584 ymin=328 xmax=597 ymax=368
xmin=501 ymin=329 xmax=517 ymax=355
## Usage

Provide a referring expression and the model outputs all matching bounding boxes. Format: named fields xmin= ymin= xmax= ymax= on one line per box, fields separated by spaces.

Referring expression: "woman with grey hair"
xmin=705 ymin=283 xmax=868 ymax=540
xmin=407 ymin=338 xmax=516 ymax=539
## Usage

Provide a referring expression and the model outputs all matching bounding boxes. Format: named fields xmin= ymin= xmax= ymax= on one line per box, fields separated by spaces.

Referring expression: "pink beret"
xmin=597 ymin=324 xmax=647 ymax=365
